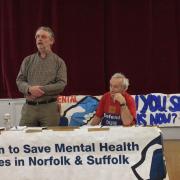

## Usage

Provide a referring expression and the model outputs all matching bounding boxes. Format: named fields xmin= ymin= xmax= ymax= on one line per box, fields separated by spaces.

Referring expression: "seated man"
xmin=91 ymin=73 xmax=136 ymax=126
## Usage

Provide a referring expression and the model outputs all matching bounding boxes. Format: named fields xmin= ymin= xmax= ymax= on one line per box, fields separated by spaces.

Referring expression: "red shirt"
xmin=96 ymin=92 xmax=136 ymax=126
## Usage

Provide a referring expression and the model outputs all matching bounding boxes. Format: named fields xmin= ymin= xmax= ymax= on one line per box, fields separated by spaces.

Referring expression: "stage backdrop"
xmin=0 ymin=0 xmax=180 ymax=98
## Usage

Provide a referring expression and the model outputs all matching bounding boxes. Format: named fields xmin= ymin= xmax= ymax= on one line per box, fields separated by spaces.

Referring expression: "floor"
xmin=163 ymin=140 xmax=180 ymax=180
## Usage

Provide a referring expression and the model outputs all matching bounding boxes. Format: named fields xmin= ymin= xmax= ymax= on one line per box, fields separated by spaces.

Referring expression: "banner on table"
xmin=0 ymin=127 xmax=167 ymax=180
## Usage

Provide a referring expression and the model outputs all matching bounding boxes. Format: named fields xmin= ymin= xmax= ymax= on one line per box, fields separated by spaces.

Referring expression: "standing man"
xmin=16 ymin=26 xmax=67 ymax=127
xmin=91 ymin=73 xmax=136 ymax=126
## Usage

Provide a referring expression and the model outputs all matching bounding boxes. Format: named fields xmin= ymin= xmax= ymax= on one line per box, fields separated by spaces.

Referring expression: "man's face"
xmin=110 ymin=77 xmax=124 ymax=97
xmin=35 ymin=29 xmax=54 ymax=51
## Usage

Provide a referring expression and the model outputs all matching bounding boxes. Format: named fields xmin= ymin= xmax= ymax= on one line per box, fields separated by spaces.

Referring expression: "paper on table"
xmin=10 ymin=126 xmax=27 ymax=131
xmin=25 ymin=127 xmax=47 ymax=133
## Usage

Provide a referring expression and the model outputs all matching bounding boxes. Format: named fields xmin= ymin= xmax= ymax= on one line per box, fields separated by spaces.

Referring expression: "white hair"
xmin=35 ymin=26 xmax=55 ymax=39
xmin=111 ymin=73 xmax=129 ymax=90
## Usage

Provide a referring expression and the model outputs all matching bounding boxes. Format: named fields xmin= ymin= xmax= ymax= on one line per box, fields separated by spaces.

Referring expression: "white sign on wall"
xmin=135 ymin=93 xmax=180 ymax=127
xmin=0 ymin=93 xmax=179 ymax=127
xmin=58 ymin=93 xmax=180 ymax=127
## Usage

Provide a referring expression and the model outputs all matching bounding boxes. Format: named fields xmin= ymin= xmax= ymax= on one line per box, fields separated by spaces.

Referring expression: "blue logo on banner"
xmin=59 ymin=96 xmax=99 ymax=126
xmin=131 ymin=135 xmax=166 ymax=180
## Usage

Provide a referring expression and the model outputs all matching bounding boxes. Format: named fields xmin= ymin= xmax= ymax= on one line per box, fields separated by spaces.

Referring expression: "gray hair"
xmin=111 ymin=73 xmax=129 ymax=90
xmin=35 ymin=26 xmax=55 ymax=39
